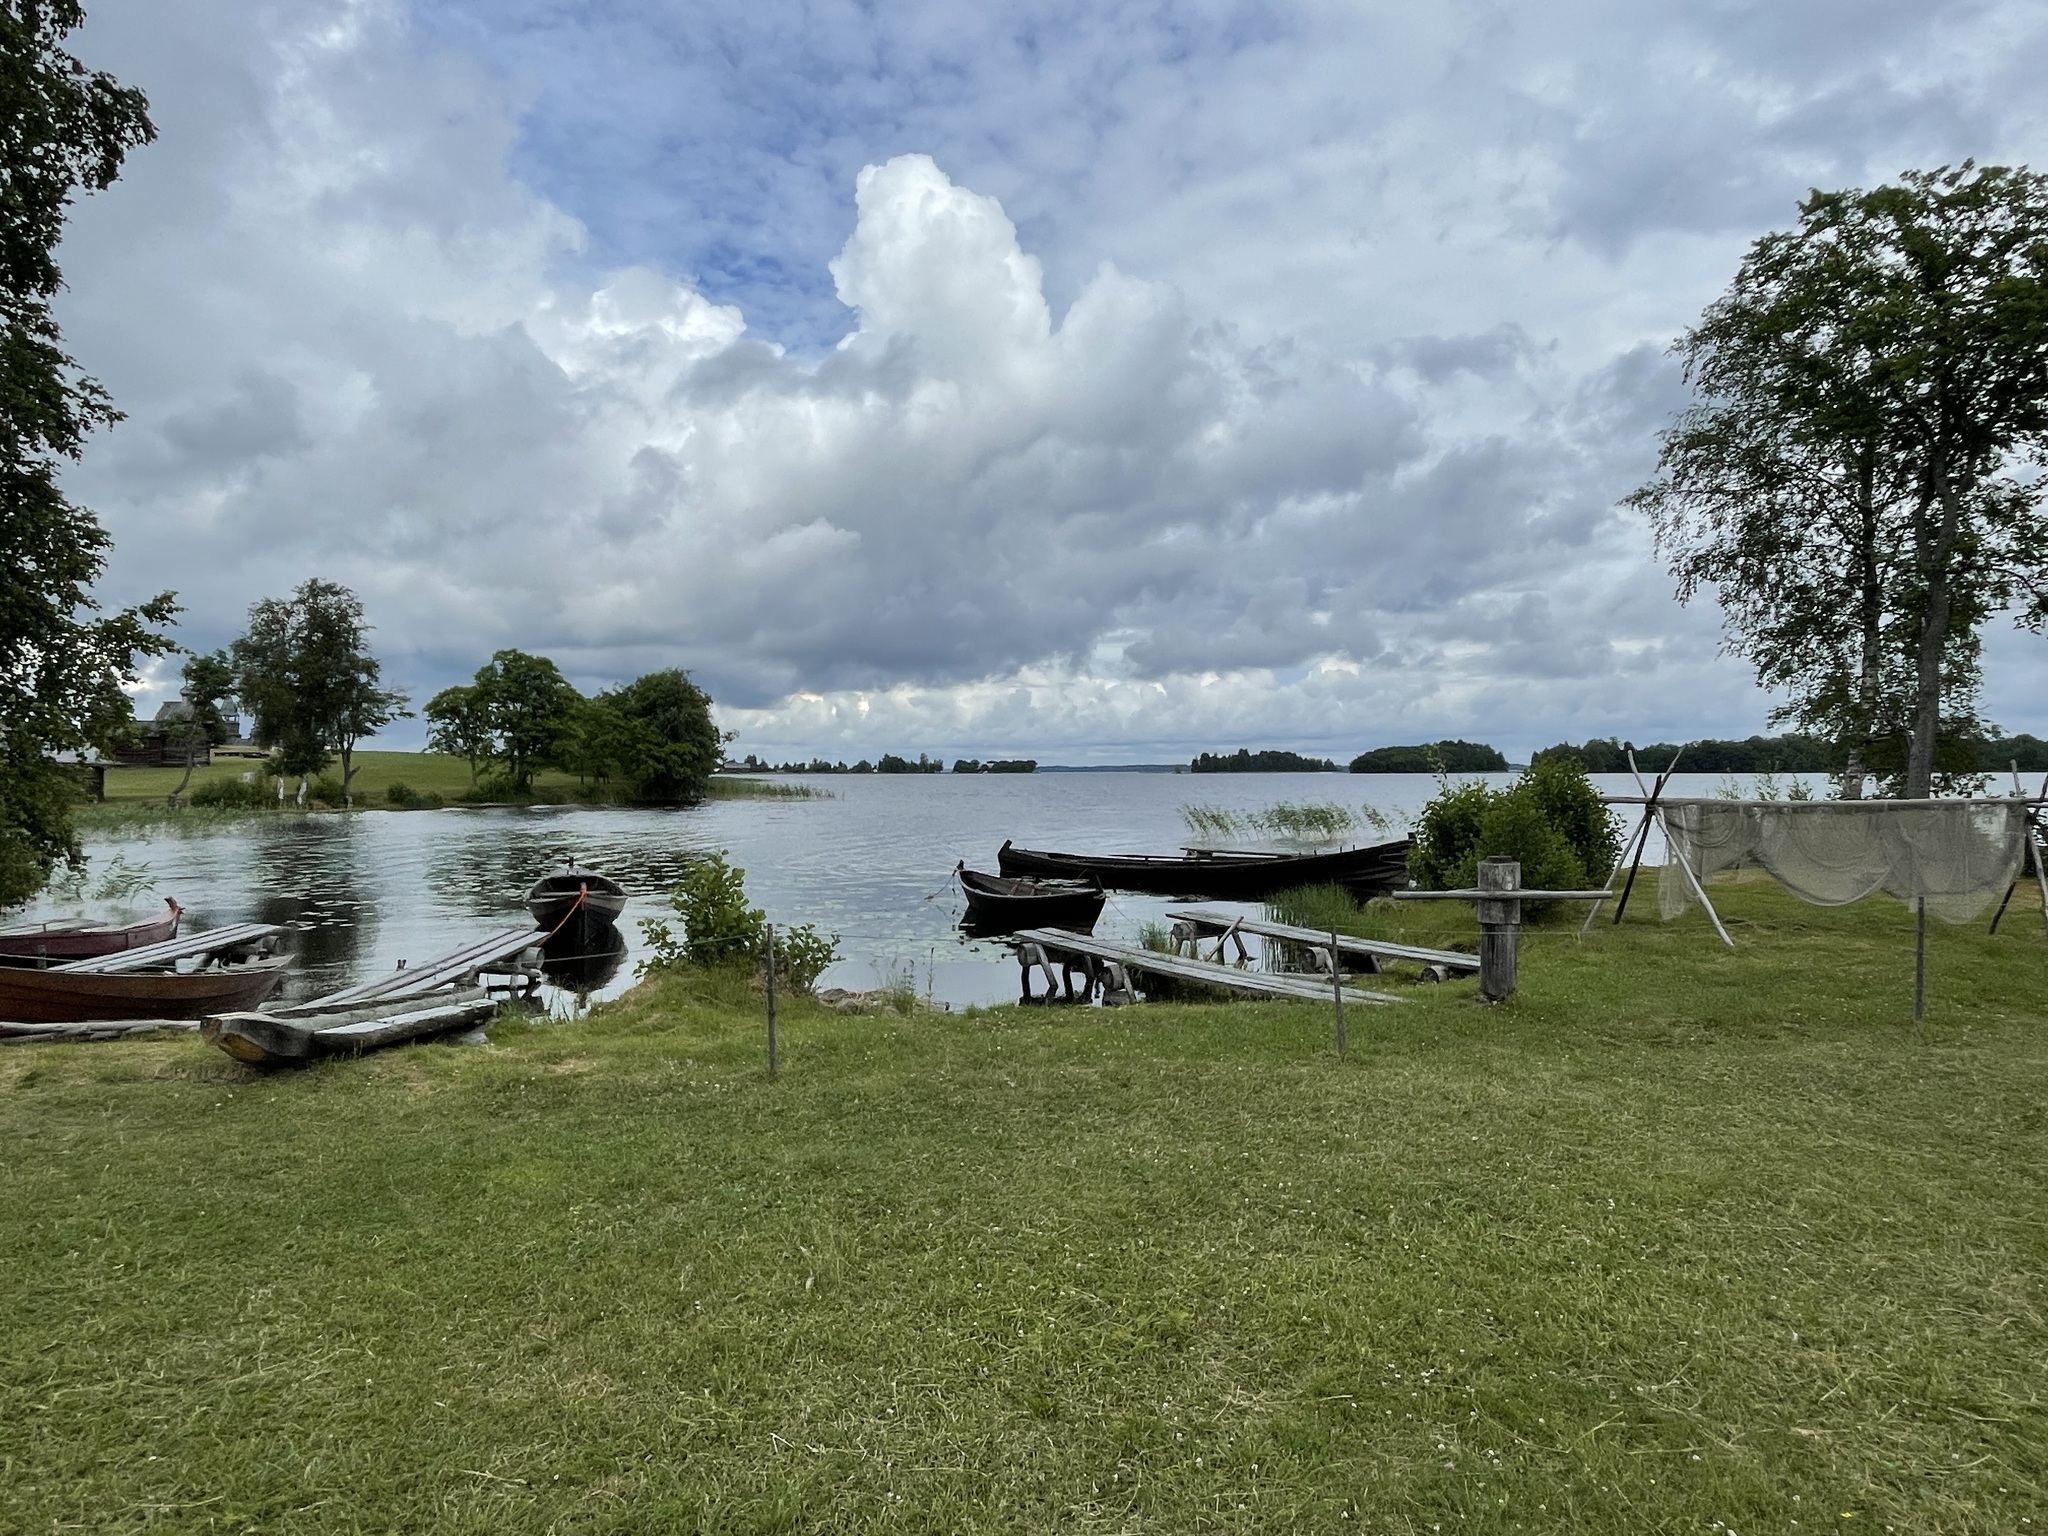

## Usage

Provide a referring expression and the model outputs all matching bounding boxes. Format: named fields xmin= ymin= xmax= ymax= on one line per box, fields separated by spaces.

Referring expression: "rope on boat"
xmin=539 ymin=884 xmax=590 ymax=945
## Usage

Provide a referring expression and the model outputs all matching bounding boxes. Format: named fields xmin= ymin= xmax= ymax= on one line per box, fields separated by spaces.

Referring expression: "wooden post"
xmin=765 ymin=922 xmax=778 ymax=1078
xmin=1331 ymin=930 xmax=1346 ymax=1058
xmin=1477 ymin=857 xmax=1520 ymax=1003
xmin=1913 ymin=898 xmax=1926 ymax=1026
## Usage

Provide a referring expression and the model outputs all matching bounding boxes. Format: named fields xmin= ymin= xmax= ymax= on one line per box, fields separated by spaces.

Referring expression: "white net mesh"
xmin=1658 ymin=800 xmax=2031 ymax=924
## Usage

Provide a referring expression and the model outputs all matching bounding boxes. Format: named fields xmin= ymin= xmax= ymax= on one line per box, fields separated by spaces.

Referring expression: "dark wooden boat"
xmin=0 ymin=898 xmax=181 ymax=962
xmin=525 ymin=862 xmax=628 ymax=932
xmin=0 ymin=955 xmax=289 ymax=1024
xmin=957 ymin=865 xmax=1106 ymax=937
xmin=996 ymin=837 xmax=1414 ymax=901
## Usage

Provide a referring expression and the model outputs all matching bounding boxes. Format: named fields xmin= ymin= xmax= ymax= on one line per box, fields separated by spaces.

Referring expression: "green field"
xmin=76 ymin=751 xmax=810 ymax=828
xmin=4 ymin=881 xmax=2045 ymax=1532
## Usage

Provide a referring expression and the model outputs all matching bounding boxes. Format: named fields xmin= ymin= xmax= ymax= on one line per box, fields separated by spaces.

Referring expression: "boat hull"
xmin=0 ymin=899 xmax=181 ymax=961
xmin=0 ymin=956 xmax=290 ymax=1024
xmin=958 ymin=868 xmax=1106 ymax=937
xmin=525 ymin=867 xmax=628 ymax=932
xmin=996 ymin=838 xmax=1413 ymax=901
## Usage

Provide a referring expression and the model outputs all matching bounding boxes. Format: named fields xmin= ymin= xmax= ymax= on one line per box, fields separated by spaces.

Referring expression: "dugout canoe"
xmin=0 ymin=954 xmax=289 ymax=1024
xmin=0 ymin=898 xmax=181 ymax=962
xmin=525 ymin=862 xmax=628 ymax=933
xmin=957 ymin=865 xmax=1106 ymax=937
xmin=996 ymin=837 xmax=1414 ymax=901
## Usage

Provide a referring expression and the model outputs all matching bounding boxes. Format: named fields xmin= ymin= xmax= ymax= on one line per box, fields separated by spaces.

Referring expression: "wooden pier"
xmin=1164 ymin=908 xmax=1478 ymax=979
xmin=203 ymin=927 xmax=545 ymax=1066
xmin=49 ymin=922 xmax=283 ymax=974
xmin=1010 ymin=927 xmax=1403 ymax=1007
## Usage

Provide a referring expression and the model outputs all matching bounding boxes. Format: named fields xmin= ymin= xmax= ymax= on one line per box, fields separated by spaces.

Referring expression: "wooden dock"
xmin=1 ymin=1018 xmax=201 ymax=1046
xmin=49 ymin=923 xmax=284 ymax=974
xmin=203 ymin=927 xmax=545 ymax=1067
xmin=1010 ymin=927 xmax=1403 ymax=1007
xmin=1164 ymin=908 xmax=1478 ymax=978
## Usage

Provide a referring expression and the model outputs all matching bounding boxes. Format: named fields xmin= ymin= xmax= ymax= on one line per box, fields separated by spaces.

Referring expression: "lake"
xmin=47 ymin=771 xmax=1814 ymax=1010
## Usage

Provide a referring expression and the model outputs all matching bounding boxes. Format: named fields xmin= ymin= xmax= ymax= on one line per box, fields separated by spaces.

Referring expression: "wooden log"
xmin=1010 ymin=929 xmax=1402 ymax=1006
xmin=1477 ymin=857 xmax=1519 ymax=1003
xmin=1167 ymin=909 xmax=1478 ymax=973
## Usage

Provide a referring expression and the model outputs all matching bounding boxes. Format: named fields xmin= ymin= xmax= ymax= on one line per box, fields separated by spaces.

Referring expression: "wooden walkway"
xmin=204 ymin=927 xmax=545 ymax=1066
xmin=1011 ymin=927 xmax=1403 ymax=1007
xmin=1164 ymin=908 xmax=1479 ymax=977
xmin=270 ymin=927 xmax=543 ymax=1017
xmin=50 ymin=923 xmax=284 ymax=975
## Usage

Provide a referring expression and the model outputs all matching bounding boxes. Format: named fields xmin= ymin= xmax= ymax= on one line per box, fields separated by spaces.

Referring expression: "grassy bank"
xmin=4 ymin=881 xmax=2045 ymax=1532
xmin=73 ymin=752 xmax=816 ymax=832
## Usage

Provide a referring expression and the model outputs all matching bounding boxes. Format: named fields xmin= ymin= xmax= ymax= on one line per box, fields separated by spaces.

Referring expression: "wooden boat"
xmin=0 ymin=898 xmax=181 ymax=962
xmin=0 ymin=955 xmax=289 ymax=1024
xmin=996 ymin=837 xmax=1414 ymax=901
xmin=957 ymin=865 xmax=1106 ymax=937
xmin=525 ymin=861 xmax=628 ymax=932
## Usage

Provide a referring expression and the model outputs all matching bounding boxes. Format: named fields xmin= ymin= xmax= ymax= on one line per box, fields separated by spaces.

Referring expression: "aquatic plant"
xmin=1179 ymin=800 xmax=1394 ymax=848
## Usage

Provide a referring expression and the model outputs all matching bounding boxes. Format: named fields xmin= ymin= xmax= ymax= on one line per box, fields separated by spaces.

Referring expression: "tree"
xmin=164 ymin=649 xmax=236 ymax=802
xmin=609 ymin=669 xmax=720 ymax=801
xmin=230 ymin=580 xmax=409 ymax=801
xmin=1635 ymin=164 xmax=2048 ymax=797
xmin=472 ymin=649 xmax=577 ymax=791
xmin=423 ymin=683 xmax=492 ymax=787
xmin=0 ymin=2 xmax=172 ymax=906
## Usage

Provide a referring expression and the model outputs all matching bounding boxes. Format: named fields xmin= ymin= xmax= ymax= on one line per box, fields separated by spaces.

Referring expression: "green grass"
xmin=74 ymin=753 xmax=815 ymax=830
xmin=4 ymin=880 xmax=2046 ymax=1532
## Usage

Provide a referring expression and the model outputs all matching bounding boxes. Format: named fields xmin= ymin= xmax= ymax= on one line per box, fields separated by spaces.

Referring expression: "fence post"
xmin=1477 ymin=857 xmax=1521 ymax=1003
xmin=1330 ymin=930 xmax=1347 ymax=1057
xmin=765 ymin=921 xmax=778 ymax=1077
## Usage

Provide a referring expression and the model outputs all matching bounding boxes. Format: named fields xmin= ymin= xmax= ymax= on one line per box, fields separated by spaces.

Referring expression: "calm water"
xmin=43 ymin=771 xmax=1809 ymax=1010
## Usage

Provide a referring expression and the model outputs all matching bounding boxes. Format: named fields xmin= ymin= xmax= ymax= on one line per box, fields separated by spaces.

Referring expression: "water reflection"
xmin=541 ymin=924 xmax=629 ymax=997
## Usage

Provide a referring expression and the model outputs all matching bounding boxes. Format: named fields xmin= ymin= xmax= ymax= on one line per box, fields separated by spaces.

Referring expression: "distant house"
xmin=108 ymin=701 xmax=246 ymax=768
xmin=47 ymin=748 xmax=112 ymax=801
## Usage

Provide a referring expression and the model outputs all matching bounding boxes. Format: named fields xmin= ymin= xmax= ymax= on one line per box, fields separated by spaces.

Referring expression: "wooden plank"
xmin=1167 ymin=908 xmax=1479 ymax=973
xmin=1 ymin=1018 xmax=202 ymax=1043
xmin=53 ymin=923 xmax=284 ymax=974
xmin=206 ymin=992 xmax=501 ymax=1065
xmin=1011 ymin=928 xmax=1403 ymax=1006
xmin=275 ymin=928 xmax=539 ymax=1015
xmin=311 ymin=997 xmax=501 ymax=1052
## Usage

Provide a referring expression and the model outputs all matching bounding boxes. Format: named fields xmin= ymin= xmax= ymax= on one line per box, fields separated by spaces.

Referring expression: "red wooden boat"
xmin=0 ymin=898 xmax=181 ymax=962
xmin=0 ymin=955 xmax=288 ymax=1024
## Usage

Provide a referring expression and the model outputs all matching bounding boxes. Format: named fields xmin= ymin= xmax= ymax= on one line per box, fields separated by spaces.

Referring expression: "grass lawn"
xmin=77 ymin=752 xmax=810 ymax=830
xmin=4 ymin=880 xmax=2045 ymax=1532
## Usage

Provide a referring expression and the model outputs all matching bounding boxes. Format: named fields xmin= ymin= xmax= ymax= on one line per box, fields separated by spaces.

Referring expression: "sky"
xmin=53 ymin=0 xmax=2048 ymax=763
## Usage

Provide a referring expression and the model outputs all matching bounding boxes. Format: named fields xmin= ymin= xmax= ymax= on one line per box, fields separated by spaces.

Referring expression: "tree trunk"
xmin=170 ymin=741 xmax=198 ymax=803
xmin=1841 ymin=450 xmax=1883 ymax=801
xmin=339 ymin=742 xmax=356 ymax=806
xmin=1905 ymin=468 xmax=1962 ymax=799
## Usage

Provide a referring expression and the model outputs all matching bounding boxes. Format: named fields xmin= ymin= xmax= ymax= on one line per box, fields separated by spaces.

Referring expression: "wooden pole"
xmin=1913 ymin=898 xmax=1927 ymax=1025
xmin=1608 ymin=749 xmax=1683 ymax=928
xmin=2029 ymin=773 xmax=2048 ymax=942
xmin=1626 ymin=750 xmax=1732 ymax=949
xmin=765 ymin=921 xmax=778 ymax=1078
xmin=1331 ymin=930 xmax=1346 ymax=1057
xmin=1477 ymin=856 xmax=1520 ymax=1002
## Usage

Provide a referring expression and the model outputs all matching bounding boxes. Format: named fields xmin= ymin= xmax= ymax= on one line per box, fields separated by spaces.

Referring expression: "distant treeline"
xmin=1190 ymin=749 xmax=1339 ymax=773
xmin=724 ymin=753 xmax=1036 ymax=775
xmin=1350 ymin=741 xmax=1508 ymax=773
xmin=1533 ymin=733 xmax=2048 ymax=775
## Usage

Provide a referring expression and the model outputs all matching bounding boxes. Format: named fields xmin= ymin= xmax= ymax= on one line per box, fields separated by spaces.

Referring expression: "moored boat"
xmin=957 ymin=865 xmax=1106 ymax=937
xmin=0 ymin=955 xmax=289 ymax=1024
xmin=996 ymin=837 xmax=1413 ymax=901
xmin=525 ymin=861 xmax=628 ymax=932
xmin=0 ymin=898 xmax=181 ymax=963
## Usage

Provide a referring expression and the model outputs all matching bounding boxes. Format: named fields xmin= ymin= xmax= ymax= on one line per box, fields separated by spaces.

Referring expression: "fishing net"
xmin=1659 ymin=799 xmax=2030 ymax=924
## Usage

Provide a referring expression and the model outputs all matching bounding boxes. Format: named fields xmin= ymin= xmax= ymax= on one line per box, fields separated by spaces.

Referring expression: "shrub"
xmin=384 ymin=782 xmax=444 ymax=809
xmin=638 ymin=850 xmax=841 ymax=992
xmin=190 ymin=777 xmax=270 ymax=809
xmin=1407 ymin=759 xmax=1620 ymax=916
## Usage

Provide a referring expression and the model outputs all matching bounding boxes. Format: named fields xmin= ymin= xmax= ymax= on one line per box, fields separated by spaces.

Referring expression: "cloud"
xmin=55 ymin=0 xmax=2048 ymax=761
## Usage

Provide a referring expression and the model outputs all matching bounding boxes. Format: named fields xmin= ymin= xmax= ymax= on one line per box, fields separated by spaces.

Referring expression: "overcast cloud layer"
xmin=57 ymin=0 xmax=2048 ymax=761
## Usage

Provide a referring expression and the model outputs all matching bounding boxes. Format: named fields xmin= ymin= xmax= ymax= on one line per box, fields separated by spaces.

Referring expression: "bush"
xmin=1407 ymin=759 xmax=1621 ymax=916
xmin=638 ymin=850 xmax=841 ymax=992
xmin=384 ymin=782 xmax=444 ymax=810
xmin=189 ymin=777 xmax=271 ymax=809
